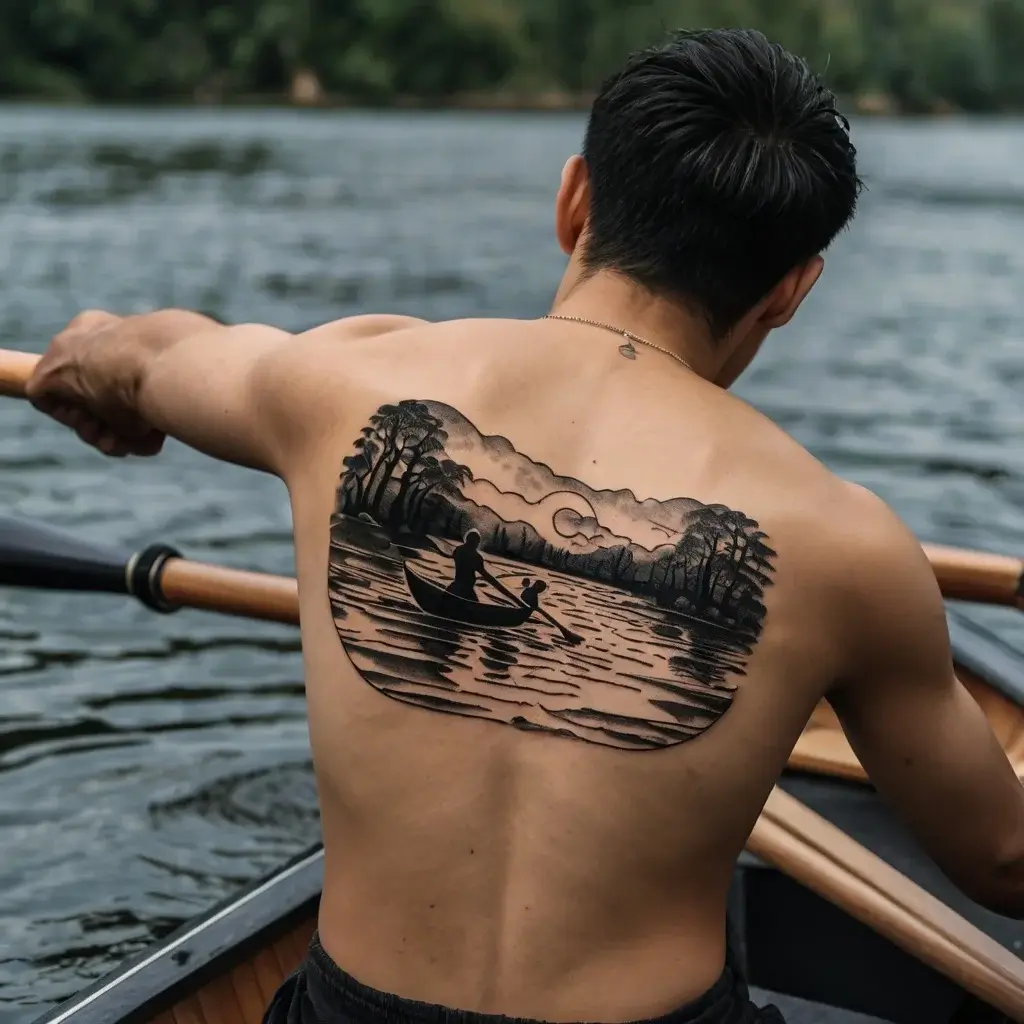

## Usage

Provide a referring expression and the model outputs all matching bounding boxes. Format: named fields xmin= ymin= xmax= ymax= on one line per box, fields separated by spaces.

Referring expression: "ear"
xmin=555 ymin=155 xmax=591 ymax=256
xmin=759 ymin=256 xmax=825 ymax=328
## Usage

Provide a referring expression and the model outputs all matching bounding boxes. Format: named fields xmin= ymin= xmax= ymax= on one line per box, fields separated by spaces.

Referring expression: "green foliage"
xmin=0 ymin=0 xmax=1022 ymax=108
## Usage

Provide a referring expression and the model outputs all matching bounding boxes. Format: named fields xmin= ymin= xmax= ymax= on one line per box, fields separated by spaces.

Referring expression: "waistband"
xmin=304 ymin=931 xmax=770 ymax=1024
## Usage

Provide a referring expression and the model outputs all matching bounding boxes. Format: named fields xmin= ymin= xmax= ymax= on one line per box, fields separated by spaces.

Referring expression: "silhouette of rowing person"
xmin=446 ymin=530 xmax=548 ymax=615
xmin=446 ymin=529 xmax=502 ymax=602
xmin=443 ymin=532 xmax=583 ymax=644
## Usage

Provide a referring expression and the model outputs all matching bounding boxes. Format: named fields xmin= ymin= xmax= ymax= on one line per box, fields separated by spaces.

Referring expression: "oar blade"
xmin=0 ymin=516 xmax=130 ymax=595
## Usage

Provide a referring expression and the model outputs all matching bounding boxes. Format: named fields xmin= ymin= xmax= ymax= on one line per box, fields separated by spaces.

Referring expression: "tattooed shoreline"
xmin=328 ymin=400 xmax=776 ymax=749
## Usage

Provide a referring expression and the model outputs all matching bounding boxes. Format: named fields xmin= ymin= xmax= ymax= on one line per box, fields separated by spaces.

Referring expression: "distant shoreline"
xmin=0 ymin=88 xmax=1017 ymax=117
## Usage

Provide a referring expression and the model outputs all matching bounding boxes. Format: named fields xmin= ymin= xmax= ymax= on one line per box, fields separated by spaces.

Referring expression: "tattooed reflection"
xmin=328 ymin=400 xmax=777 ymax=750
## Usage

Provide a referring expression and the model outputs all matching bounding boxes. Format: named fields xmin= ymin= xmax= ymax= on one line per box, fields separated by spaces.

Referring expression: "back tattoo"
xmin=328 ymin=400 xmax=776 ymax=750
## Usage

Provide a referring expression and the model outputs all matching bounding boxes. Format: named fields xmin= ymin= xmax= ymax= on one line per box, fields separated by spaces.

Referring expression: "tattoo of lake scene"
xmin=328 ymin=400 xmax=776 ymax=750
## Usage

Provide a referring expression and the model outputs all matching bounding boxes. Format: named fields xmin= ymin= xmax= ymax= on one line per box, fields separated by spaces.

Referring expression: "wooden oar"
xmin=3 ymin=516 xmax=1024 ymax=1014
xmin=924 ymin=542 xmax=1024 ymax=611
xmin=1 ymin=347 xmax=1020 ymax=611
xmin=751 ymin=788 xmax=1024 ymax=1018
xmin=0 ymin=349 xmax=38 ymax=399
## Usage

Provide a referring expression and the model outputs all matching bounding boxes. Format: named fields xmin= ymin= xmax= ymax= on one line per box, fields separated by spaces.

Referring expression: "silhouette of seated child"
xmin=519 ymin=578 xmax=548 ymax=610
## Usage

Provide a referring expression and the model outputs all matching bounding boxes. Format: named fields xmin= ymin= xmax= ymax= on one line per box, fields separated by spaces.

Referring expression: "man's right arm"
xmin=828 ymin=486 xmax=1024 ymax=917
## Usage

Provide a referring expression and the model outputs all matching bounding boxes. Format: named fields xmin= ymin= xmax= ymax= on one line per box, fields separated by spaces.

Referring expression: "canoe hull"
xmin=403 ymin=563 xmax=532 ymax=628
xmin=29 ymin=846 xmax=323 ymax=1024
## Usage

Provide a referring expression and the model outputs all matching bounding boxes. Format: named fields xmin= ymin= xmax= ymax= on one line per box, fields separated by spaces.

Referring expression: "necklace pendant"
xmin=618 ymin=342 xmax=637 ymax=360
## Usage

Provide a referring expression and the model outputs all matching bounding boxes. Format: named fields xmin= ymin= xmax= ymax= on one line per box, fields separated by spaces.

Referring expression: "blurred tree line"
xmin=1 ymin=0 xmax=1023 ymax=111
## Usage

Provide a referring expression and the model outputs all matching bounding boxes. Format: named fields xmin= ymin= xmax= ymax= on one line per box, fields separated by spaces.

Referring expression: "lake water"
xmin=0 ymin=107 xmax=1022 ymax=1020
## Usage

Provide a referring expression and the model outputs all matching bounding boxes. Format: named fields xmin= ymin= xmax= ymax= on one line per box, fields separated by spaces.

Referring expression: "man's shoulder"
xmin=288 ymin=315 xmax=520 ymax=367
xmin=773 ymin=469 xmax=934 ymax=615
xmin=720 ymin=403 xmax=924 ymax=584
xmin=297 ymin=313 xmax=431 ymax=344
xmin=818 ymin=480 xmax=919 ymax=561
xmin=714 ymin=393 xmax=838 ymax=501
xmin=296 ymin=314 xmax=521 ymax=344
xmin=829 ymin=482 xmax=936 ymax=586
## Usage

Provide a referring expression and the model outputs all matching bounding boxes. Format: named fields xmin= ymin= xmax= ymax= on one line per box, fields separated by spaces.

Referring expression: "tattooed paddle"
xmin=482 ymin=573 xmax=585 ymax=645
xmin=0 ymin=347 xmax=1021 ymax=610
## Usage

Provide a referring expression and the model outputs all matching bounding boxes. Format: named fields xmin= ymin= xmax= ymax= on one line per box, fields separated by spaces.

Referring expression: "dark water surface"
xmin=0 ymin=108 xmax=1022 ymax=1019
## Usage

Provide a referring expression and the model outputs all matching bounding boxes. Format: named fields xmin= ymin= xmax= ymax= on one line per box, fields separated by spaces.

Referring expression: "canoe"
xmin=29 ymin=626 xmax=1024 ymax=1024
xmin=403 ymin=562 xmax=534 ymax=628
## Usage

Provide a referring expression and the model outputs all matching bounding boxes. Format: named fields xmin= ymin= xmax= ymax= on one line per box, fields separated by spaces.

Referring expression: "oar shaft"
xmin=923 ymin=543 xmax=1024 ymax=610
xmin=0 ymin=350 xmax=38 ymax=398
xmin=160 ymin=558 xmax=299 ymax=625
xmin=484 ymin=573 xmax=525 ymax=606
xmin=750 ymin=787 xmax=1024 ymax=1016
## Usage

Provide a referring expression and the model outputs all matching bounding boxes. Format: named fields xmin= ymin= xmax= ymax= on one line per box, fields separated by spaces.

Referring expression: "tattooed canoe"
xmin=403 ymin=562 xmax=534 ymax=627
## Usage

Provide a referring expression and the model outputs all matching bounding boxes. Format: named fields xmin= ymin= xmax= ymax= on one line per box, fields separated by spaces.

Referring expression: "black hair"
xmin=581 ymin=28 xmax=861 ymax=338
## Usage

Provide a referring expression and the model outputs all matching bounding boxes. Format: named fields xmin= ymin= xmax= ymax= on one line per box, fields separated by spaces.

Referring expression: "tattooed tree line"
xmin=337 ymin=401 xmax=775 ymax=642
xmin=340 ymin=401 xmax=474 ymax=530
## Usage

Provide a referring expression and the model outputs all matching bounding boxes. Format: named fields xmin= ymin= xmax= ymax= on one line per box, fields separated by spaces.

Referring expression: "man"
xmin=24 ymin=27 xmax=1024 ymax=1024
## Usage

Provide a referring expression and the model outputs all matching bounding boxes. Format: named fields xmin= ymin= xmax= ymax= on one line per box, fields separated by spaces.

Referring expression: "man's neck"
xmin=548 ymin=272 xmax=726 ymax=381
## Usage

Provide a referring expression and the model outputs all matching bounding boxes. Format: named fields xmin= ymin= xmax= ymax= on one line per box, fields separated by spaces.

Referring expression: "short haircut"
xmin=581 ymin=28 xmax=861 ymax=338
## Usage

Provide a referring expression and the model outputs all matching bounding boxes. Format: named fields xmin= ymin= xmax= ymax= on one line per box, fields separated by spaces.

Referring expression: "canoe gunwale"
xmin=32 ymin=846 xmax=324 ymax=1024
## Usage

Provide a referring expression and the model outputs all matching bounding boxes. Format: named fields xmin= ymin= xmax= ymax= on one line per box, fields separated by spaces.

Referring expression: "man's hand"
xmin=25 ymin=310 xmax=166 ymax=457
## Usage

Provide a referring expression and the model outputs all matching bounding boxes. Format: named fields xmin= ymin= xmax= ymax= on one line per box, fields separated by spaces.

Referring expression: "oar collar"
xmin=125 ymin=544 xmax=182 ymax=613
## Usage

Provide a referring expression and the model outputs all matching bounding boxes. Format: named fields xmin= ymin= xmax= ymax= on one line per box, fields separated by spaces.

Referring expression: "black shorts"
xmin=262 ymin=932 xmax=785 ymax=1024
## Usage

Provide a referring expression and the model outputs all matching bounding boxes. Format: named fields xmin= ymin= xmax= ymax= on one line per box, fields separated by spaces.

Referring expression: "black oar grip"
xmin=126 ymin=544 xmax=182 ymax=613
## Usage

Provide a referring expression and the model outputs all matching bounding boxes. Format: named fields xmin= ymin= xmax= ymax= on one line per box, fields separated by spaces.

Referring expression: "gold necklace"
xmin=543 ymin=314 xmax=694 ymax=372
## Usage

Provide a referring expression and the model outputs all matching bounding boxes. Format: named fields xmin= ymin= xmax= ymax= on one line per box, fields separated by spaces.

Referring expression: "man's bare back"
xmin=23 ymin=27 xmax=1024 ymax=1024
xmin=286 ymin=316 xmax=858 ymax=1019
